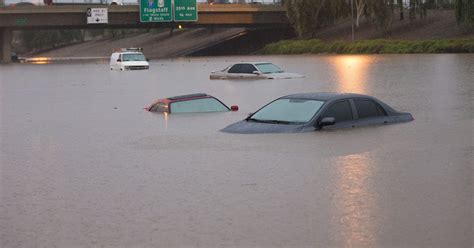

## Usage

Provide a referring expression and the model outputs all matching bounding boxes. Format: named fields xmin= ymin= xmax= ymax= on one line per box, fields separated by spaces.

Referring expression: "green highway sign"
xmin=139 ymin=0 xmax=198 ymax=23
xmin=15 ymin=18 xmax=27 ymax=25
xmin=140 ymin=0 xmax=172 ymax=22
xmin=174 ymin=0 xmax=197 ymax=22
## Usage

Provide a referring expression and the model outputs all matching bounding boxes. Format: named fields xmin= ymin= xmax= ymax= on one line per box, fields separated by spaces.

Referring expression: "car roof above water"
xmin=280 ymin=92 xmax=375 ymax=102
xmin=112 ymin=48 xmax=144 ymax=54
xmin=231 ymin=62 xmax=271 ymax=65
xmin=167 ymin=93 xmax=210 ymax=101
xmin=113 ymin=51 xmax=143 ymax=54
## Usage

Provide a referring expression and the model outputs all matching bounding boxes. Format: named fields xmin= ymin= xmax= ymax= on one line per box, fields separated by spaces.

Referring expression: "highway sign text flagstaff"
xmin=140 ymin=0 xmax=172 ymax=22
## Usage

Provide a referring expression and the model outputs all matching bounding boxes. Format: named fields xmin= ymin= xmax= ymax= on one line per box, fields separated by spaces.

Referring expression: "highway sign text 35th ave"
xmin=174 ymin=0 xmax=197 ymax=22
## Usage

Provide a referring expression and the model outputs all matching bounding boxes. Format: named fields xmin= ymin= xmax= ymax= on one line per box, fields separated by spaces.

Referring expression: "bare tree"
xmin=455 ymin=0 xmax=474 ymax=27
xmin=354 ymin=0 xmax=367 ymax=27
xmin=366 ymin=0 xmax=393 ymax=32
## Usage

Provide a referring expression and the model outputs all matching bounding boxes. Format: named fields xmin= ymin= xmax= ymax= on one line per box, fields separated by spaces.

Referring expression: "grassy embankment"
xmin=260 ymin=39 xmax=474 ymax=54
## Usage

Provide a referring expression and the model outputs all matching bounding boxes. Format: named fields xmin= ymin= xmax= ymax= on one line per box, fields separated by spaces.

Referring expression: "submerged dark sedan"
xmin=221 ymin=93 xmax=413 ymax=134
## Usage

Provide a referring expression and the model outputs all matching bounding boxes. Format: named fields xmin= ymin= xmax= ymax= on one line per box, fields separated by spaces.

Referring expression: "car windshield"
xmin=122 ymin=53 xmax=146 ymax=61
xmin=255 ymin=63 xmax=283 ymax=74
xmin=250 ymin=98 xmax=324 ymax=124
xmin=170 ymin=98 xmax=229 ymax=113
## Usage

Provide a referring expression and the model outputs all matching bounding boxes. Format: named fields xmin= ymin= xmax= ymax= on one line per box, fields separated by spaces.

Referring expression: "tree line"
xmin=455 ymin=0 xmax=474 ymax=25
xmin=284 ymin=0 xmax=473 ymax=38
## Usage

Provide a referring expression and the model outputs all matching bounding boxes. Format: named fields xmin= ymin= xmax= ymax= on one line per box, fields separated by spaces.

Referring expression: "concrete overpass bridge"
xmin=0 ymin=4 xmax=288 ymax=62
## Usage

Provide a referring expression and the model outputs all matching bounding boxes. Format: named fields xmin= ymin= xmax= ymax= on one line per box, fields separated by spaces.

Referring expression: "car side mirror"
xmin=117 ymin=59 xmax=121 ymax=62
xmin=146 ymin=58 xmax=150 ymax=62
xmin=318 ymin=117 xmax=336 ymax=128
xmin=230 ymin=105 xmax=239 ymax=111
xmin=252 ymin=71 xmax=261 ymax=75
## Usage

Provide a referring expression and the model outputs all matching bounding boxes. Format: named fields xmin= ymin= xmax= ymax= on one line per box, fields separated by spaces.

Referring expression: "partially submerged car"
xmin=221 ymin=92 xmax=413 ymax=134
xmin=210 ymin=62 xmax=304 ymax=80
xmin=147 ymin=93 xmax=238 ymax=114
xmin=110 ymin=48 xmax=149 ymax=71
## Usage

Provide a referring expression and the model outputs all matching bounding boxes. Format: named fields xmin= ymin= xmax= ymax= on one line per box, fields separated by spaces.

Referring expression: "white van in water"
xmin=109 ymin=48 xmax=149 ymax=71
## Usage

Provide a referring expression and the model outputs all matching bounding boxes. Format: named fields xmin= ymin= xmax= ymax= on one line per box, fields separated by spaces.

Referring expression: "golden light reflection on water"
xmin=27 ymin=57 xmax=52 ymax=65
xmin=333 ymin=152 xmax=377 ymax=247
xmin=162 ymin=112 xmax=168 ymax=131
xmin=330 ymin=55 xmax=375 ymax=93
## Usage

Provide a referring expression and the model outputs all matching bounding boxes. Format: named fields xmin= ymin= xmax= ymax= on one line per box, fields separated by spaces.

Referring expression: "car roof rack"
xmin=113 ymin=48 xmax=143 ymax=52
xmin=168 ymin=93 xmax=209 ymax=101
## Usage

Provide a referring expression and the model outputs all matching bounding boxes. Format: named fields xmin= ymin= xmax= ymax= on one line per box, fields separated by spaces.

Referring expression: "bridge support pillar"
xmin=0 ymin=28 xmax=12 ymax=64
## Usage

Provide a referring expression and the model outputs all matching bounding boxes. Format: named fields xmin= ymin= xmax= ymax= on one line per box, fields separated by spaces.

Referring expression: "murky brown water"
xmin=1 ymin=54 xmax=473 ymax=248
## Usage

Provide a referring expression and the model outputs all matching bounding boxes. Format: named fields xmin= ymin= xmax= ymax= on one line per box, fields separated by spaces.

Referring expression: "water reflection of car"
xmin=210 ymin=62 xmax=304 ymax=80
xmin=109 ymin=48 xmax=149 ymax=71
xmin=147 ymin=93 xmax=239 ymax=114
xmin=221 ymin=92 xmax=414 ymax=134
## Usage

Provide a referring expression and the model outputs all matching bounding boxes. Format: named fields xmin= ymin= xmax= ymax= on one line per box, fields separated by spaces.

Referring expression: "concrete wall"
xmin=0 ymin=28 xmax=12 ymax=63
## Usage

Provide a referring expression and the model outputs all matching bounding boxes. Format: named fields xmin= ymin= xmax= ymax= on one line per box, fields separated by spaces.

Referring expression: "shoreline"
xmin=260 ymin=39 xmax=474 ymax=55
xmin=15 ymin=49 xmax=474 ymax=64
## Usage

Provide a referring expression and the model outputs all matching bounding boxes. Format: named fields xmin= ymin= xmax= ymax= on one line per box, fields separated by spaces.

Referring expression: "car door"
xmin=226 ymin=64 xmax=244 ymax=79
xmin=227 ymin=64 xmax=259 ymax=79
xmin=318 ymin=100 xmax=355 ymax=130
xmin=239 ymin=64 xmax=260 ymax=79
xmin=351 ymin=98 xmax=389 ymax=127
xmin=110 ymin=53 xmax=118 ymax=70
xmin=115 ymin=53 xmax=123 ymax=70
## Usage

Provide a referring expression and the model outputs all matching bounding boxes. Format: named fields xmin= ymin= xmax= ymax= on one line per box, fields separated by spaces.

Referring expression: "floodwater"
xmin=0 ymin=54 xmax=472 ymax=248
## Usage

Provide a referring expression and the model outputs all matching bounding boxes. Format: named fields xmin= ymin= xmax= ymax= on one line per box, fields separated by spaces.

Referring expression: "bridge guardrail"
xmin=1 ymin=0 xmax=282 ymax=6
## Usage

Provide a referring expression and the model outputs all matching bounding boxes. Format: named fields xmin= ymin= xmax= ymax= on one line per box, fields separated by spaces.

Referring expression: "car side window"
xmin=240 ymin=64 xmax=258 ymax=74
xmin=170 ymin=98 xmax=229 ymax=113
xmin=321 ymin=100 xmax=353 ymax=123
xmin=228 ymin=64 xmax=257 ymax=74
xmin=228 ymin=64 xmax=242 ymax=73
xmin=353 ymin=99 xmax=386 ymax=119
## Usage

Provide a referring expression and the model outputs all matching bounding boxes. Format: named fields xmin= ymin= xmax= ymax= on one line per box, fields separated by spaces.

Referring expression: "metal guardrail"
xmin=1 ymin=0 xmax=282 ymax=6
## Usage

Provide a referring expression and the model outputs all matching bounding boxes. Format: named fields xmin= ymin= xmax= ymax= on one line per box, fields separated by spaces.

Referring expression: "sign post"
xmin=140 ymin=0 xmax=173 ymax=22
xmin=174 ymin=0 xmax=197 ymax=22
xmin=86 ymin=8 xmax=108 ymax=24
